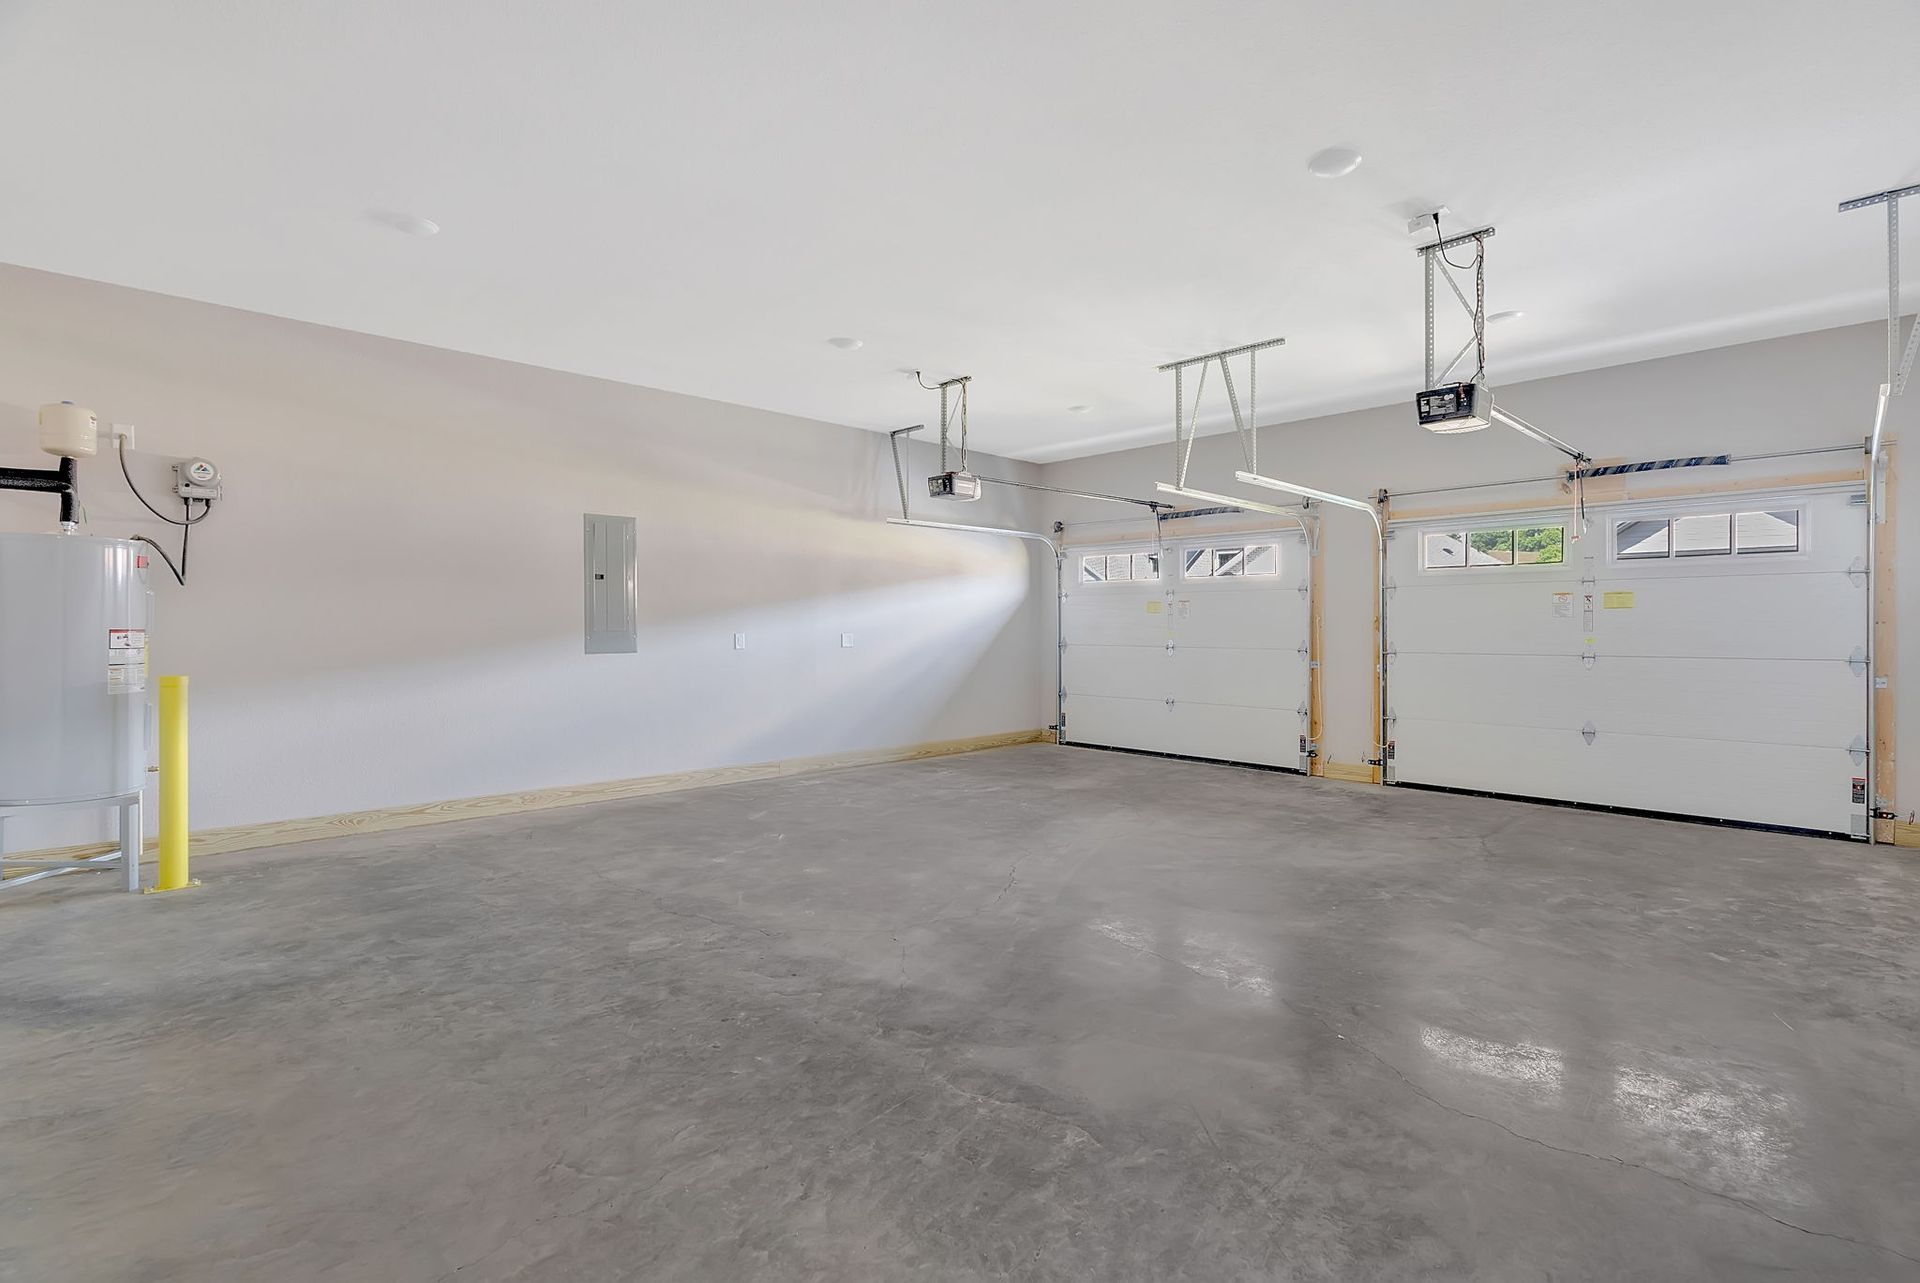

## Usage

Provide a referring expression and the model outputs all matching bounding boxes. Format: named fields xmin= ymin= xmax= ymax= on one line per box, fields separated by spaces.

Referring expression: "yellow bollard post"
xmin=149 ymin=675 xmax=197 ymax=893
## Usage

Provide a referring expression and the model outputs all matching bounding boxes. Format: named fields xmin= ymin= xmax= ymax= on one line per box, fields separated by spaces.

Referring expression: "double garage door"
xmin=1060 ymin=489 xmax=1866 ymax=836
xmin=1387 ymin=487 xmax=1868 ymax=836
xmin=1061 ymin=530 xmax=1310 ymax=770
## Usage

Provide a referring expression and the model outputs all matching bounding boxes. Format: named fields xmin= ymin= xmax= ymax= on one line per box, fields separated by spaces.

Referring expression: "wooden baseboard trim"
xmin=1890 ymin=821 xmax=1920 ymax=850
xmin=1317 ymin=760 xmax=1378 ymax=785
xmin=8 ymin=729 xmax=1052 ymax=868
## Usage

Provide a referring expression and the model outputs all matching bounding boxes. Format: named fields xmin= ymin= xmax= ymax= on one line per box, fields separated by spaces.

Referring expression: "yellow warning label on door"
xmin=1602 ymin=591 xmax=1635 ymax=609
xmin=1145 ymin=600 xmax=1163 ymax=614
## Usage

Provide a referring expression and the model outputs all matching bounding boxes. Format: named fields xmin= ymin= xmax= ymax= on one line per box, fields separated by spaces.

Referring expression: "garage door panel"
xmin=1588 ymin=658 xmax=1862 ymax=747
xmin=1389 ymin=578 xmax=1582 ymax=653
xmin=1394 ymin=718 xmax=1860 ymax=833
xmin=1166 ymin=703 xmax=1301 ymax=768
xmin=1064 ymin=695 xmax=1172 ymax=756
xmin=1393 ymin=654 xmax=1862 ymax=748
xmin=1065 ymin=646 xmax=1169 ymax=700
xmin=1391 ymin=653 xmax=1588 ymax=728
xmin=1170 ymin=649 xmax=1305 ymax=710
xmin=1591 ymin=574 xmax=1861 ymax=659
xmin=1173 ymin=590 xmax=1305 ymax=648
xmin=1062 ymin=591 xmax=1167 ymax=646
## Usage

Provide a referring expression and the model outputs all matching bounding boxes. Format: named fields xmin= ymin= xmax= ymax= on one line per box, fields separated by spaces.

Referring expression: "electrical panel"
xmin=583 ymin=513 xmax=638 ymax=654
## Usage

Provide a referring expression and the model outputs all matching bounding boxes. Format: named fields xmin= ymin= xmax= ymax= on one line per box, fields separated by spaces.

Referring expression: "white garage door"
xmin=1387 ymin=487 xmax=1868 ymax=835
xmin=1062 ymin=530 xmax=1311 ymax=770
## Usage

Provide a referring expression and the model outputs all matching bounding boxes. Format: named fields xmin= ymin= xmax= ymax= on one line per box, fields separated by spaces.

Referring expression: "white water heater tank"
xmin=0 ymin=534 xmax=151 ymax=806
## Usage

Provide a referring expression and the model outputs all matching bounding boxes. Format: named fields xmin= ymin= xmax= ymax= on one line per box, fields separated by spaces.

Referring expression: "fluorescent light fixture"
xmin=1154 ymin=481 xmax=1306 ymax=518
xmin=1233 ymin=471 xmax=1374 ymax=515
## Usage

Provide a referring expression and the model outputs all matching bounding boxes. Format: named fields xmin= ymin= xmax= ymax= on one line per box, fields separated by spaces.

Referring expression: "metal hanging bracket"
xmin=1158 ymin=336 xmax=1286 ymax=487
xmin=1839 ymin=183 xmax=1920 ymax=403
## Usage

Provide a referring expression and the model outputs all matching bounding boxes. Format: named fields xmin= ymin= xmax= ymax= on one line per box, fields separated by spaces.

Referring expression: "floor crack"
xmin=651 ymin=903 xmax=779 ymax=939
xmin=989 ymin=861 xmax=1019 ymax=907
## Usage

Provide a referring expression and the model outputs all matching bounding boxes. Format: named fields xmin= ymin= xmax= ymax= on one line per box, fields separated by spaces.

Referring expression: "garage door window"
xmin=1615 ymin=509 xmax=1801 ymax=561
xmin=1422 ymin=525 xmax=1565 ymax=569
xmin=1078 ymin=550 xmax=1161 ymax=584
xmin=1182 ymin=544 xmax=1280 ymax=579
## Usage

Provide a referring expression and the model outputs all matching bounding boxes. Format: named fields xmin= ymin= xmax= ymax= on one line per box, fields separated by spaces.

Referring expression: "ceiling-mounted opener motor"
xmin=919 ymin=372 xmax=982 ymax=500
xmin=1411 ymin=212 xmax=1592 ymax=530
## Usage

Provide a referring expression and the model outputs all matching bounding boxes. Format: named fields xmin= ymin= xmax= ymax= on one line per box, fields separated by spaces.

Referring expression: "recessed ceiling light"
xmin=1488 ymin=310 xmax=1526 ymax=324
xmin=369 ymin=210 xmax=440 ymax=237
xmin=827 ymin=336 xmax=863 ymax=350
xmin=1306 ymin=146 xmax=1362 ymax=179
xmin=1067 ymin=404 xmax=1092 ymax=414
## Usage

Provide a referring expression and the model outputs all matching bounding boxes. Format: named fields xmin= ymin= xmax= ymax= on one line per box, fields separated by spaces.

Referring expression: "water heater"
xmin=0 ymin=534 xmax=152 ymax=806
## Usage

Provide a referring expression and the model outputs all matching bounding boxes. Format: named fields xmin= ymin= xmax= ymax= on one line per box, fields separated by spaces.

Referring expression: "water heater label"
xmin=107 ymin=628 xmax=147 ymax=694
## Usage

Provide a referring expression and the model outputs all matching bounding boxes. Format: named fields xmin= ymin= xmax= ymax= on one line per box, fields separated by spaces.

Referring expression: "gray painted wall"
xmin=0 ymin=267 xmax=1053 ymax=848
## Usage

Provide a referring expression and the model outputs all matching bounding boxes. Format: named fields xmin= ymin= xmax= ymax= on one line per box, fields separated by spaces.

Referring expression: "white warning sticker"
xmin=107 ymin=628 xmax=147 ymax=695
xmin=1552 ymin=592 xmax=1573 ymax=619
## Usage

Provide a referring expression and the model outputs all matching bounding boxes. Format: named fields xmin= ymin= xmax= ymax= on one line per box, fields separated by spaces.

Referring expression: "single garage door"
xmin=1386 ymin=487 xmax=1868 ymax=835
xmin=1062 ymin=529 xmax=1311 ymax=770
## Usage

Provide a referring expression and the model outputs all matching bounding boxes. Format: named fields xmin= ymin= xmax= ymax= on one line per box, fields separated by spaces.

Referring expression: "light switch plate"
xmin=840 ymin=633 xmax=854 ymax=648
xmin=733 ymin=632 xmax=747 ymax=650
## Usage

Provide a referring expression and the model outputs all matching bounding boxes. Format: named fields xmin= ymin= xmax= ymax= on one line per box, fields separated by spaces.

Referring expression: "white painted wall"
xmin=0 ymin=267 xmax=1052 ymax=849
xmin=1041 ymin=321 xmax=1920 ymax=820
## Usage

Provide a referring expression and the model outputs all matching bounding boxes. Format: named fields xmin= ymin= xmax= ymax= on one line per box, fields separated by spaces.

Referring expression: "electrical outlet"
xmin=840 ymin=633 xmax=854 ymax=649
xmin=733 ymin=632 xmax=746 ymax=650
xmin=110 ymin=423 xmax=136 ymax=451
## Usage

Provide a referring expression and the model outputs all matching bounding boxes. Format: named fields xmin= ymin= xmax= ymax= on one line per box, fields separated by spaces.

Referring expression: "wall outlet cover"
xmin=840 ymin=633 xmax=854 ymax=648
xmin=733 ymin=632 xmax=747 ymax=650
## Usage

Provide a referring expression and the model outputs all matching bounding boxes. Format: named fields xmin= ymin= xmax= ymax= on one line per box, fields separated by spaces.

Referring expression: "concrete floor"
xmin=3 ymin=745 xmax=1918 ymax=1282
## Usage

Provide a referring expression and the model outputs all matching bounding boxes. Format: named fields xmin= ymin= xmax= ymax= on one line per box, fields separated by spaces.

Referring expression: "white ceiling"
xmin=1 ymin=1 xmax=1915 ymax=462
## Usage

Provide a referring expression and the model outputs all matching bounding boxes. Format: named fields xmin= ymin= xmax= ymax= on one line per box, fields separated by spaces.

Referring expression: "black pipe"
xmin=0 ymin=457 xmax=77 ymax=525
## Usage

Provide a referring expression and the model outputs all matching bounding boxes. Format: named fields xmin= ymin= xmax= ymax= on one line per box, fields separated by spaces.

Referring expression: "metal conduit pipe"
xmin=886 ymin=518 xmax=1067 ymax=743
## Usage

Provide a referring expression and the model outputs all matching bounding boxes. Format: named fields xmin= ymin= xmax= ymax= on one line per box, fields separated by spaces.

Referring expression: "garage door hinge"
xmin=1297 ymin=580 xmax=1309 ymax=597
xmin=1848 ymin=557 xmax=1868 ymax=585
xmin=1165 ymin=698 xmax=1176 ymax=708
xmin=1581 ymin=720 xmax=1598 ymax=744
xmin=1849 ymin=646 xmax=1868 ymax=673
xmin=1165 ymin=641 xmax=1177 ymax=653
xmin=1850 ymin=734 xmax=1868 ymax=764
xmin=1583 ymin=649 xmax=1597 ymax=668
xmin=1297 ymin=641 xmax=1310 ymax=658
xmin=1385 ymin=577 xmax=1398 ymax=598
